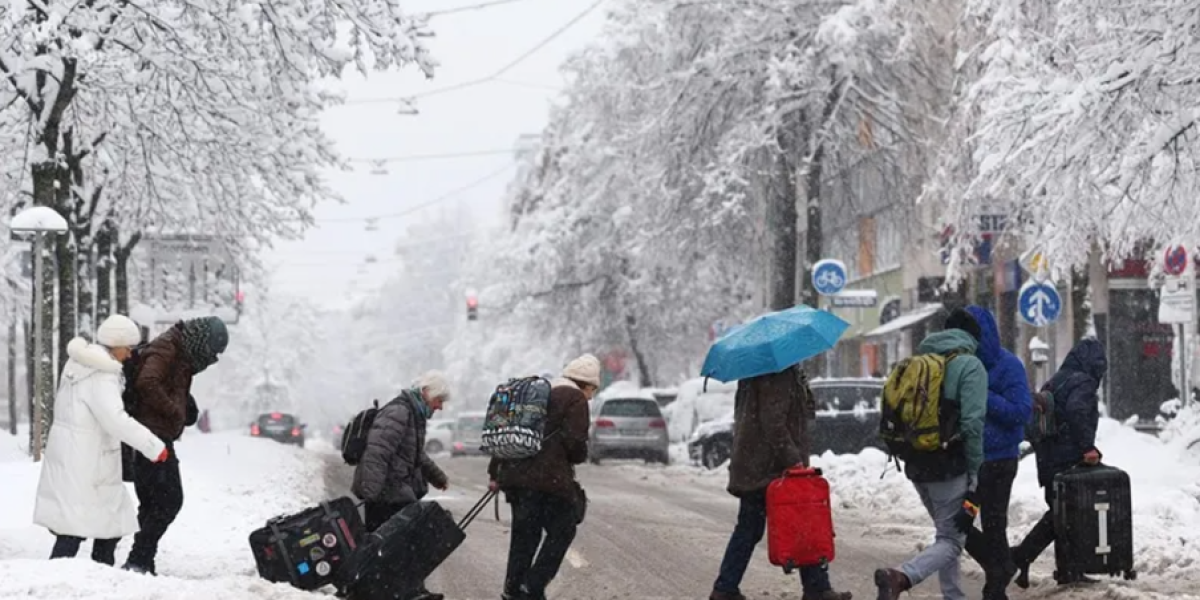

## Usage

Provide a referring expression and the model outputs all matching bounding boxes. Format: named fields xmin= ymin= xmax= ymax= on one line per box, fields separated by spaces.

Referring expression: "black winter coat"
xmin=1034 ymin=338 xmax=1106 ymax=487
xmin=351 ymin=391 xmax=447 ymax=504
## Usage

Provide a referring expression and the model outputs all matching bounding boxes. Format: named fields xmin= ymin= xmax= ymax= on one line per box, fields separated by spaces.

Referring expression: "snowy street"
xmin=318 ymin=439 xmax=1200 ymax=600
xmin=1 ymin=422 xmax=1200 ymax=599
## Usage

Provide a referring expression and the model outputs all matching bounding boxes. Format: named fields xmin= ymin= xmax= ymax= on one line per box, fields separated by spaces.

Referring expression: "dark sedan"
xmin=250 ymin=412 xmax=307 ymax=448
xmin=688 ymin=378 xmax=884 ymax=468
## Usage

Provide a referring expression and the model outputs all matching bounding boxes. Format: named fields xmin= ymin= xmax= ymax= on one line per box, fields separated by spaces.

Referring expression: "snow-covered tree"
xmin=932 ymin=0 xmax=1200 ymax=273
xmin=445 ymin=0 xmax=958 ymax=386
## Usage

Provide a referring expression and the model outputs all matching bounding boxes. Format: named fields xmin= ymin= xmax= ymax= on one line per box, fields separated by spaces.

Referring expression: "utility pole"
xmin=7 ymin=309 xmax=17 ymax=436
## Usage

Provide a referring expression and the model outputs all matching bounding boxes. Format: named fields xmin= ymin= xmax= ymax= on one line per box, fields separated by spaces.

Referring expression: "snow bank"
xmin=0 ymin=431 xmax=325 ymax=598
xmin=0 ymin=428 xmax=28 ymax=463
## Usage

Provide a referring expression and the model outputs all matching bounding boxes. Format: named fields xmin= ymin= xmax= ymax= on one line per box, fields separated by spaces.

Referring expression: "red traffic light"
xmin=466 ymin=296 xmax=478 ymax=309
xmin=235 ymin=290 xmax=245 ymax=303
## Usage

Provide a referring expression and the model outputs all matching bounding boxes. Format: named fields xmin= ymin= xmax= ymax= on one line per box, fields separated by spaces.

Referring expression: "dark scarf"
xmin=178 ymin=318 xmax=226 ymax=374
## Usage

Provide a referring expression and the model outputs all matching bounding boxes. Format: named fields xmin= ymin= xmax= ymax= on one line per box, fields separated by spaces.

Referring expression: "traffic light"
xmin=235 ymin=289 xmax=245 ymax=317
xmin=466 ymin=294 xmax=478 ymax=321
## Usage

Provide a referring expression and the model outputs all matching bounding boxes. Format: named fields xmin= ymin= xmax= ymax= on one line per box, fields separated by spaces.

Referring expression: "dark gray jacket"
xmin=351 ymin=391 xmax=447 ymax=504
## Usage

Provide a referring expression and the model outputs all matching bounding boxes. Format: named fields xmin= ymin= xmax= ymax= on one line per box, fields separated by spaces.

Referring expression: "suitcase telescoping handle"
xmin=457 ymin=489 xmax=500 ymax=530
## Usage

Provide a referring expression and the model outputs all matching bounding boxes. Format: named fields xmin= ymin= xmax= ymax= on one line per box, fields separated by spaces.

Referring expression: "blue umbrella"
xmin=701 ymin=305 xmax=850 ymax=382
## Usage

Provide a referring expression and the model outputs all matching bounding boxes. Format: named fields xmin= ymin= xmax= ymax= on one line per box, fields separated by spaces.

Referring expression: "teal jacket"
xmin=915 ymin=329 xmax=988 ymax=480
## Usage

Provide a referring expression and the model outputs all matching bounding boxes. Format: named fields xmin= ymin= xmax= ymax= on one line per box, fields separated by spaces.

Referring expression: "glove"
xmin=954 ymin=490 xmax=980 ymax=534
xmin=155 ymin=447 xmax=170 ymax=463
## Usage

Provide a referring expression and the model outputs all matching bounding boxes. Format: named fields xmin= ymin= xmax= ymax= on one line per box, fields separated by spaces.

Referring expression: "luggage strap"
xmin=457 ymin=489 xmax=499 ymax=530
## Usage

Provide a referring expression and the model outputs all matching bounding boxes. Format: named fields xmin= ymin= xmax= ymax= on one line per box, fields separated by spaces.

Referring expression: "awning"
xmin=863 ymin=304 xmax=943 ymax=338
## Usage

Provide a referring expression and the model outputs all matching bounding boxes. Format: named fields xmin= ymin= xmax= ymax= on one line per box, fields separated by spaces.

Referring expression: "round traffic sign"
xmin=811 ymin=259 xmax=847 ymax=296
xmin=1165 ymin=246 xmax=1189 ymax=276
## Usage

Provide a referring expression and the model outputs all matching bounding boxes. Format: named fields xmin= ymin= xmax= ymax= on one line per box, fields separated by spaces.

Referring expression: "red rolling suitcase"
xmin=766 ymin=467 xmax=835 ymax=573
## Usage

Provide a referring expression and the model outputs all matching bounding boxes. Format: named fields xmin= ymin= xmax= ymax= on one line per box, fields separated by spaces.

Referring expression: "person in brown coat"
xmin=123 ymin=317 xmax=228 ymax=575
xmin=710 ymin=365 xmax=852 ymax=600
xmin=489 ymin=355 xmax=596 ymax=600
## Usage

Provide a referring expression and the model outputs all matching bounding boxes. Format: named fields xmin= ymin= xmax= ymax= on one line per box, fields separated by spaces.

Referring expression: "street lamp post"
xmin=10 ymin=206 xmax=68 ymax=461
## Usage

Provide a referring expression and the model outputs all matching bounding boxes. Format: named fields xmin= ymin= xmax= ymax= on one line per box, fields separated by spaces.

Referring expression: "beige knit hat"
xmin=562 ymin=354 xmax=602 ymax=387
xmin=96 ymin=315 xmax=142 ymax=348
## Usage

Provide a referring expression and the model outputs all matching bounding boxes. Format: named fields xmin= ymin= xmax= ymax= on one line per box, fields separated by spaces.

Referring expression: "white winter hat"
xmin=96 ymin=315 xmax=142 ymax=348
xmin=562 ymin=354 xmax=602 ymax=388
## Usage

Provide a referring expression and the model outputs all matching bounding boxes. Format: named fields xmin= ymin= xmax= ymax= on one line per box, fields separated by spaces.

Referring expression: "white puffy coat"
xmin=33 ymin=338 xmax=166 ymax=539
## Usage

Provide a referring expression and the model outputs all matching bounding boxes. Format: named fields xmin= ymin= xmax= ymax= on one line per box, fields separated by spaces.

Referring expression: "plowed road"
xmin=321 ymin=453 xmax=1194 ymax=600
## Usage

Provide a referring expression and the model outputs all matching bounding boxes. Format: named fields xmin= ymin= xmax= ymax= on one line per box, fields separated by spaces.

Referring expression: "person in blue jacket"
xmin=962 ymin=306 xmax=1031 ymax=600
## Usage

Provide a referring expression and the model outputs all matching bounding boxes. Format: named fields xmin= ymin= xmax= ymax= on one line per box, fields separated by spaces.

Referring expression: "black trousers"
xmin=50 ymin=535 xmax=120 ymax=565
xmin=1011 ymin=485 xmax=1057 ymax=570
xmin=362 ymin=501 xmax=431 ymax=598
xmin=127 ymin=442 xmax=183 ymax=572
xmin=504 ymin=489 xmax=579 ymax=598
xmin=964 ymin=458 xmax=1019 ymax=599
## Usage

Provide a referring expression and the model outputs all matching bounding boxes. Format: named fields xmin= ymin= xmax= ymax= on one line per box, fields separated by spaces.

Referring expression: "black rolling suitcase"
xmin=248 ymin=497 xmax=366 ymax=591
xmin=343 ymin=490 xmax=498 ymax=600
xmin=1052 ymin=463 xmax=1137 ymax=583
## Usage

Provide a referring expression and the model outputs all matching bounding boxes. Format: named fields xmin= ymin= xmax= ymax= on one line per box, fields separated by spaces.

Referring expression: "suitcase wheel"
xmin=783 ymin=559 xmax=795 ymax=575
xmin=1124 ymin=570 xmax=1137 ymax=581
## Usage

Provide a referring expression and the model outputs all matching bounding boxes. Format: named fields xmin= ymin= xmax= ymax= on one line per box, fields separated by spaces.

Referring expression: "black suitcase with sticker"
xmin=1052 ymin=463 xmax=1136 ymax=583
xmin=249 ymin=496 xmax=366 ymax=591
xmin=342 ymin=491 xmax=497 ymax=600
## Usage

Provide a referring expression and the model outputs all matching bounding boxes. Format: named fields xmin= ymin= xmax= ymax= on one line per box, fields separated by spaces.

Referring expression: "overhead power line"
xmin=345 ymin=148 xmax=515 ymax=164
xmin=341 ymin=0 xmax=605 ymax=106
xmin=421 ymin=0 xmax=532 ymax=17
xmin=317 ymin=163 xmax=516 ymax=224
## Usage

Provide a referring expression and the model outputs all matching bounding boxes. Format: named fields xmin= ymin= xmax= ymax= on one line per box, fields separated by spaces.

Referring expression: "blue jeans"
xmin=714 ymin=491 xmax=831 ymax=595
xmin=900 ymin=475 xmax=969 ymax=600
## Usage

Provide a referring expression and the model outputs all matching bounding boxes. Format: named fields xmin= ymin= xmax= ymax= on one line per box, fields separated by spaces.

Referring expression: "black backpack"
xmin=120 ymin=345 xmax=149 ymax=482
xmin=341 ymin=400 xmax=385 ymax=466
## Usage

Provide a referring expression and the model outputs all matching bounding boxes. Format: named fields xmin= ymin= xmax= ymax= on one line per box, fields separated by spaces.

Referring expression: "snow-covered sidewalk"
xmin=0 ymin=431 xmax=328 ymax=599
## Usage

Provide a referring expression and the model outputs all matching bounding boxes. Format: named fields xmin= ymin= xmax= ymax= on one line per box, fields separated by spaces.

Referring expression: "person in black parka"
xmin=1009 ymin=337 xmax=1106 ymax=589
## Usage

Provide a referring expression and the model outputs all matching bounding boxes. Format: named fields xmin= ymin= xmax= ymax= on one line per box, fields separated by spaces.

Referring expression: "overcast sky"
xmin=262 ymin=0 xmax=608 ymax=309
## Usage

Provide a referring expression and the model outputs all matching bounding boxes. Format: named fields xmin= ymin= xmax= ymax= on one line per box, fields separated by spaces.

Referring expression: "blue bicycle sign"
xmin=811 ymin=259 xmax=847 ymax=296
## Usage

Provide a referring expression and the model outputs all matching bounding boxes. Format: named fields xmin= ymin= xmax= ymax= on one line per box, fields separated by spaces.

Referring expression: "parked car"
xmin=687 ymin=378 xmax=884 ymax=468
xmin=450 ymin=411 xmax=487 ymax=457
xmin=250 ymin=412 xmax=307 ymax=448
xmin=425 ymin=418 xmax=455 ymax=454
xmin=661 ymin=377 xmax=738 ymax=443
xmin=589 ymin=396 xmax=670 ymax=465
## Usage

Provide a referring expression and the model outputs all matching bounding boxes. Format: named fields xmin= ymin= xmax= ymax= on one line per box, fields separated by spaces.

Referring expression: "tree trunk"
xmin=114 ymin=232 xmax=141 ymax=315
xmin=54 ymin=222 xmax=76 ymax=374
xmin=768 ymin=114 xmax=799 ymax=312
xmin=623 ymin=313 xmax=653 ymax=387
xmin=95 ymin=220 xmax=115 ymax=320
xmin=1071 ymin=266 xmax=1090 ymax=343
xmin=30 ymin=164 xmax=58 ymax=454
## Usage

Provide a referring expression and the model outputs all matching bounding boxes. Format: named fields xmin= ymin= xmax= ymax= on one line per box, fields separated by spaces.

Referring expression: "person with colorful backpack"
xmin=874 ymin=308 xmax=988 ymax=600
xmin=961 ymin=306 xmax=1032 ymax=600
xmin=488 ymin=355 xmax=597 ymax=600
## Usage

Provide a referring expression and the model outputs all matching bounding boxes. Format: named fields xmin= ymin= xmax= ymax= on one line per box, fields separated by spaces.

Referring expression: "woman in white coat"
xmin=33 ymin=315 xmax=168 ymax=565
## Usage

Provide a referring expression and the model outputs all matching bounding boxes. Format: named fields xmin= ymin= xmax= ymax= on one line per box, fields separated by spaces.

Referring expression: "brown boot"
xmin=709 ymin=591 xmax=747 ymax=600
xmin=802 ymin=590 xmax=853 ymax=600
xmin=873 ymin=569 xmax=910 ymax=600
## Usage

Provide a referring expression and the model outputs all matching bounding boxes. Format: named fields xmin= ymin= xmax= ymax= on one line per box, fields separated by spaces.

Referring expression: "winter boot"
xmin=802 ymin=590 xmax=853 ymax=600
xmin=873 ymin=569 xmax=910 ymax=600
xmin=709 ymin=591 xmax=747 ymax=600
xmin=983 ymin=560 xmax=1018 ymax=600
xmin=121 ymin=561 xmax=155 ymax=576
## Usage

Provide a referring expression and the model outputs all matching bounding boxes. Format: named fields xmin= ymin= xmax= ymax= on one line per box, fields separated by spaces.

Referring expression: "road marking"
xmin=565 ymin=548 xmax=589 ymax=569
